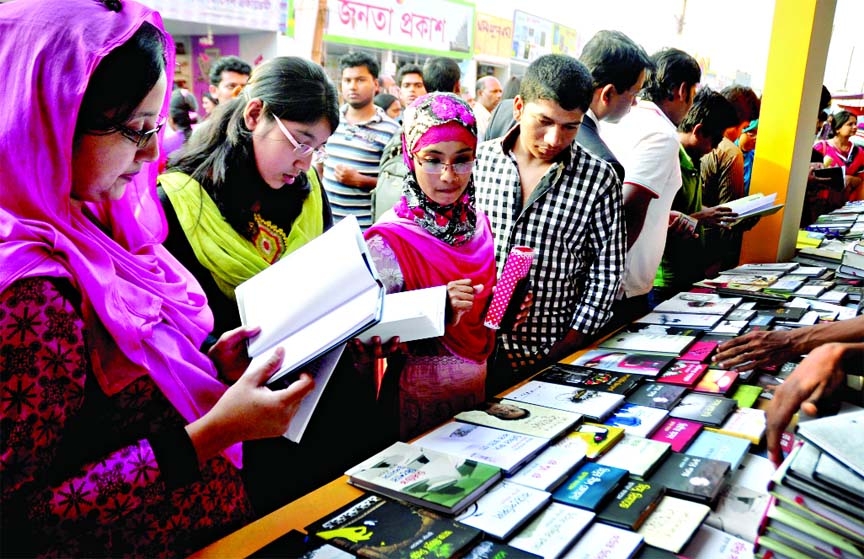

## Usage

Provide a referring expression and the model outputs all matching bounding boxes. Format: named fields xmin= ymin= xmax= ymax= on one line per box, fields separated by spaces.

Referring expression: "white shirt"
xmin=474 ymin=102 xmax=492 ymax=141
xmin=601 ymin=99 xmax=683 ymax=297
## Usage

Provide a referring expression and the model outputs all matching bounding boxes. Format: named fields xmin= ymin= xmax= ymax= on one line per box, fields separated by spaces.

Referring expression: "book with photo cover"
xmin=344 ymin=441 xmax=502 ymax=515
xmin=535 ymin=364 xmax=642 ymax=395
xmin=655 ymin=361 xmax=708 ymax=387
xmin=649 ymin=452 xmax=731 ymax=505
xmin=692 ymin=368 xmax=739 ymax=395
xmin=249 ymin=529 xmax=354 ymax=558
xmin=504 ymin=381 xmax=625 ymax=422
xmin=305 ymin=493 xmax=481 ymax=559
xmin=455 ymin=481 xmax=550 ymax=540
xmin=668 ymin=392 xmax=738 ymax=427
xmin=635 ymin=312 xmax=723 ymax=330
xmin=625 ymin=382 xmax=687 ymax=410
xmin=508 ymin=502 xmax=595 ymax=559
xmin=685 ymin=430 xmax=751 ymax=471
xmin=636 ymin=495 xmax=711 ymax=554
xmin=412 ymin=422 xmax=547 ymax=475
xmin=650 ymin=417 xmax=704 ymax=452
xmin=455 ymin=400 xmax=581 ymax=439
xmin=562 ymin=522 xmax=644 ymax=559
xmin=508 ymin=438 xmax=588 ymax=492
xmin=462 ymin=541 xmax=542 ymax=559
xmin=598 ymin=330 xmax=696 ymax=356
xmin=560 ymin=422 xmax=626 ymax=459
xmin=652 ymin=292 xmax=741 ymax=315
xmin=597 ymin=479 xmax=666 ymax=531
xmin=596 ymin=434 xmax=672 ymax=479
xmin=568 ymin=349 xmax=674 ymax=377
xmin=552 ymin=463 xmax=629 ymax=511
xmin=603 ymin=403 xmax=668 ymax=438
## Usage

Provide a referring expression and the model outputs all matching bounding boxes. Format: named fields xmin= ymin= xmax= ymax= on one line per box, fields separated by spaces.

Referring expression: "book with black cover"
xmin=625 ymin=382 xmax=687 ymax=410
xmin=249 ymin=529 xmax=354 ymax=558
xmin=650 ymin=452 xmax=731 ymax=505
xmin=535 ymin=363 xmax=642 ymax=395
xmin=597 ymin=479 xmax=666 ymax=531
xmin=305 ymin=493 xmax=481 ymax=559
xmin=462 ymin=541 xmax=541 ymax=559
xmin=668 ymin=393 xmax=738 ymax=427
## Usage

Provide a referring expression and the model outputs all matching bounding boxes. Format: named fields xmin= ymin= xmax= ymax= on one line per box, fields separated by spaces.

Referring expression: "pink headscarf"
xmin=0 ymin=0 xmax=239 ymax=464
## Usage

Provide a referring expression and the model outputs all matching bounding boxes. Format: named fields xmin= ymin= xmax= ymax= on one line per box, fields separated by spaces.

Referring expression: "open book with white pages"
xmin=236 ymin=215 xmax=385 ymax=388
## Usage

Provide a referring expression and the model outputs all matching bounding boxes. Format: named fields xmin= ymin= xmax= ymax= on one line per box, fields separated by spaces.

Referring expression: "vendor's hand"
xmin=448 ymin=279 xmax=483 ymax=326
xmin=513 ymin=291 xmax=534 ymax=328
xmin=348 ymin=335 xmax=407 ymax=373
xmin=713 ymin=329 xmax=801 ymax=370
xmin=188 ymin=348 xmax=315 ymax=460
xmin=693 ymin=205 xmax=737 ymax=229
xmin=208 ymin=325 xmax=260 ymax=384
xmin=807 ymin=162 xmax=831 ymax=184
xmin=766 ymin=343 xmax=847 ymax=466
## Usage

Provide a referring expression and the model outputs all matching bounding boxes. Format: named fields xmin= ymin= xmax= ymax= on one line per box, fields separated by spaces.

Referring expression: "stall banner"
xmin=511 ymin=10 xmax=553 ymax=63
xmin=144 ymin=0 xmax=282 ymax=32
xmin=474 ymin=12 xmax=513 ymax=59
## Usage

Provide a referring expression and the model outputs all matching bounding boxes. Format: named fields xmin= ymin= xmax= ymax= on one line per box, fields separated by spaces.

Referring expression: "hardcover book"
xmin=652 ymin=292 xmax=741 ymax=315
xmin=561 ymin=521 xmax=644 ymax=559
xmin=568 ymin=350 xmax=674 ymax=377
xmin=635 ymin=312 xmax=722 ymax=330
xmin=508 ymin=439 xmax=588 ymax=492
xmin=535 ymin=364 xmax=642 ymax=395
xmin=603 ymin=403 xmax=668 ymax=438
xmin=596 ymin=434 xmax=672 ymax=479
xmin=685 ymin=430 xmax=751 ymax=471
xmin=625 ymin=382 xmax=686 ymax=410
xmin=650 ymin=418 xmax=704 ymax=452
xmin=635 ymin=495 xmax=710 ymax=553
xmin=678 ymin=340 xmax=719 ymax=363
xmin=597 ymin=479 xmax=665 ymax=531
xmin=344 ymin=441 xmax=503 ymax=515
xmin=305 ymin=493 xmax=481 ymax=559
xmin=504 ymin=381 xmax=625 ymax=422
xmin=649 ymin=452 xmax=731 ymax=505
xmin=655 ymin=361 xmax=708 ymax=387
xmin=357 ymin=285 xmax=446 ymax=344
xmin=598 ymin=330 xmax=696 ymax=356
xmin=462 ymin=541 xmax=542 ymax=559
xmin=508 ymin=502 xmax=595 ymax=559
xmin=559 ymin=422 xmax=626 ymax=459
xmin=455 ymin=400 xmax=581 ymax=439
xmin=455 ymin=481 xmax=550 ymax=540
xmin=680 ymin=524 xmax=756 ymax=559
xmin=668 ymin=393 xmax=738 ymax=427
xmin=692 ymin=368 xmax=739 ymax=395
xmin=795 ymin=408 xmax=864 ymax=478
xmin=412 ymin=422 xmax=548 ymax=475
xmin=552 ymin=463 xmax=629 ymax=511
xmin=706 ymin=406 xmax=767 ymax=444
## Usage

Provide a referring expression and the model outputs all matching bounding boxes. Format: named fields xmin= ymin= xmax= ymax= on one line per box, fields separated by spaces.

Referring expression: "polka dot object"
xmin=484 ymin=246 xmax=535 ymax=329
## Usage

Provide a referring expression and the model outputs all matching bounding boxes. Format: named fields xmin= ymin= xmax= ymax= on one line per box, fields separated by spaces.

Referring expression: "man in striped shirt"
xmin=474 ymin=54 xmax=626 ymax=391
xmin=322 ymin=52 xmax=400 ymax=229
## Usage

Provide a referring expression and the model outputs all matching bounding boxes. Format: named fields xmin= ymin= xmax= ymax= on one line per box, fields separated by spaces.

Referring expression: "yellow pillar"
xmin=739 ymin=0 xmax=836 ymax=264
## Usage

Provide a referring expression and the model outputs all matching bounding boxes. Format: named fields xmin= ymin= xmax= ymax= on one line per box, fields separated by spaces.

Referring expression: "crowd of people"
xmin=1 ymin=0 xmax=861 ymax=556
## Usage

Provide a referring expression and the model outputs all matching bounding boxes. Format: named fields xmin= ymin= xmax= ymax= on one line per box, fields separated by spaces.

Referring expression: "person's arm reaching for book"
xmin=766 ymin=342 xmax=864 ymax=466
xmin=713 ymin=315 xmax=864 ymax=370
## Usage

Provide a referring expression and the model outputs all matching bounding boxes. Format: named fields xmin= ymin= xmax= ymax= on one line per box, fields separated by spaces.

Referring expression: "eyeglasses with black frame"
xmin=114 ymin=118 xmax=167 ymax=149
xmin=412 ymin=155 xmax=474 ymax=175
xmin=273 ymin=115 xmax=326 ymax=159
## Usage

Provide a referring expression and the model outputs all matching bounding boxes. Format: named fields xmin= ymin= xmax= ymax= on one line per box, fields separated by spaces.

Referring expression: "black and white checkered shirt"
xmin=474 ymin=127 xmax=625 ymax=372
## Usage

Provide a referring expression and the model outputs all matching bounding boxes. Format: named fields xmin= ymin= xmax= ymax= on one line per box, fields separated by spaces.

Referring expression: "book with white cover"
xmin=722 ymin=192 xmax=784 ymax=223
xmin=356 ymin=285 xmax=446 ymax=344
xmin=413 ymin=422 xmax=548 ymax=475
xmin=236 ymin=216 xmax=384 ymax=386
xmin=636 ymin=496 xmax=710 ymax=553
xmin=505 ymin=380 xmax=625 ymax=422
xmin=681 ymin=524 xmax=755 ymax=559
xmin=635 ymin=312 xmax=722 ymax=330
xmin=652 ymin=292 xmax=741 ymax=315
xmin=508 ymin=502 xmax=595 ymax=559
xmin=508 ymin=440 xmax=588 ymax=492
xmin=596 ymin=434 xmax=671 ymax=479
xmin=598 ymin=330 xmax=697 ymax=356
xmin=455 ymin=400 xmax=581 ymax=439
xmin=562 ymin=522 xmax=644 ymax=559
xmin=281 ymin=344 xmax=343 ymax=442
xmin=455 ymin=481 xmax=550 ymax=540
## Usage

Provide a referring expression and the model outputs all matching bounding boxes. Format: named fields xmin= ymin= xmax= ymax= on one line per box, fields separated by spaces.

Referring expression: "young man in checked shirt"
xmin=473 ymin=54 xmax=626 ymax=392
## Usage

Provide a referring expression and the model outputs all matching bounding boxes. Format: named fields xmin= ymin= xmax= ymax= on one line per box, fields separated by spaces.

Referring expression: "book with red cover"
xmin=656 ymin=361 xmax=708 ymax=387
xmin=650 ymin=418 xmax=704 ymax=452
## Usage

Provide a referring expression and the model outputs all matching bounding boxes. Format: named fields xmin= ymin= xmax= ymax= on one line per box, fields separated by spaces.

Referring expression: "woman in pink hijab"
xmin=0 ymin=0 xmax=313 ymax=555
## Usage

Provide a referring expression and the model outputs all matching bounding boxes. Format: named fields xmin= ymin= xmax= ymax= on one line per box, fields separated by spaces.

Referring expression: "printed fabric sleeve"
xmin=568 ymin=173 xmax=626 ymax=335
xmin=366 ymin=233 xmax=405 ymax=293
xmin=0 ymin=277 xmax=190 ymax=548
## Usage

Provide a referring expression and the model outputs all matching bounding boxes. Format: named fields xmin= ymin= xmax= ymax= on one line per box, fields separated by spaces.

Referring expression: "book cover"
xmin=796 ymin=409 xmax=864 ymax=478
xmin=305 ymin=493 xmax=481 ymax=559
xmin=412 ymin=422 xmax=548 ymax=475
xmin=552 ymin=463 xmax=628 ymax=511
xmin=707 ymin=407 xmax=767 ymax=444
xmin=357 ymin=285 xmax=446 ymax=344
xmin=484 ymin=246 xmax=534 ymax=330
xmin=508 ymin=439 xmax=588 ymax=492
xmin=668 ymin=393 xmax=738 ymax=427
xmin=814 ymin=451 xmax=864 ymax=498
xmin=685 ymin=430 xmax=751 ymax=471
xmin=455 ymin=481 xmax=550 ymax=540
xmin=249 ymin=529 xmax=354 ymax=558
xmin=596 ymin=434 xmax=672 ymax=479
xmin=649 ymin=452 xmax=730 ymax=505
xmin=504 ymin=381 xmax=625 ymax=422
xmin=692 ymin=368 xmax=739 ymax=395
xmin=561 ymin=522 xmax=644 ymax=559
xmin=704 ymin=483 xmax=771 ymax=541
xmin=650 ymin=418 xmax=704 ymax=452
xmin=597 ymin=479 xmax=665 ymax=531
xmin=730 ymin=384 xmax=762 ymax=408
xmin=559 ymin=422 xmax=625 ymax=459
xmin=568 ymin=350 xmax=674 ymax=377
xmin=635 ymin=495 xmax=710 ymax=553
xmin=770 ymin=490 xmax=864 ymax=545
xmin=276 ymin=344 xmax=344 ymax=442
xmin=534 ymin=364 xmax=642 ymax=395
xmin=764 ymin=499 xmax=864 ymax=558
xmin=725 ymin=308 xmax=756 ymax=321
xmin=344 ymin=441 xmax=503 ymax=515
xmin=508 ymin=502 xmax=595 ymax=559
xmin=635 ymin=312 xmax=722 ymax=330
xmin=455 ymin=400 xmax=581 ymax=439
xmin=655 ymin=361 xmax=708 ymax=387
xmin=625 ymin=382 xmax=687 ymax=410
xmin=680 ymin=524 xmax=756 ymax=559
xmin=708 ymin=319 xmax=749 ymax=336
xmin=678 ymin=340 xmax=719 ymax=363
xmin=725 ymin=262 xmax=799 ymax=275
xmin=652 ymin=292 xmax=741 ymax=315
xmin=598 ymin=331 xmax=696 ymax=356
xmin=603 ymin=403 xmax=668 ymax=438
xmin=462 ymin=541 xmax=542 ymax=559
